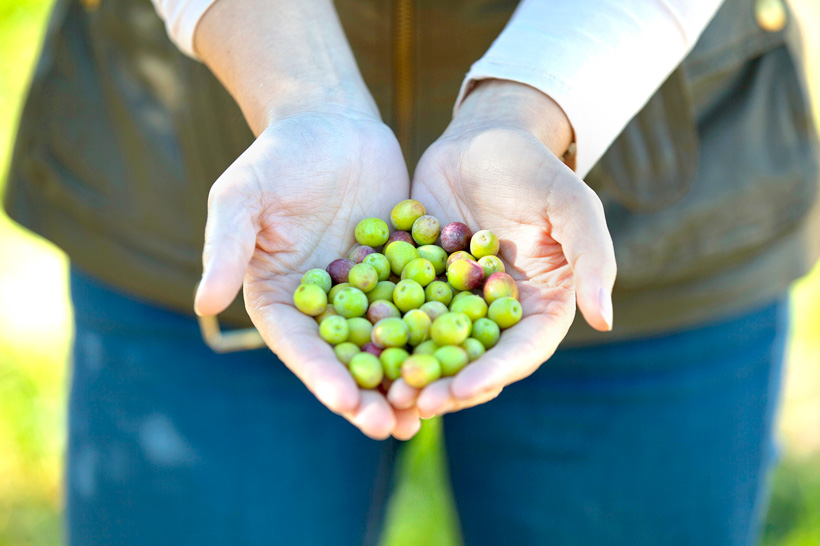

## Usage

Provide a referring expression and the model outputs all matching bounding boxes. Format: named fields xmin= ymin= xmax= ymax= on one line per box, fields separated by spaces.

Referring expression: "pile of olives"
xmin=293 ymin=200 xmax=521 ymax=390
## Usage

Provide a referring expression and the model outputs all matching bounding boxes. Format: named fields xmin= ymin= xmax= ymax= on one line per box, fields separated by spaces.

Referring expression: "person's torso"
xmin=4 ymin=0 xmax=818 ymax=339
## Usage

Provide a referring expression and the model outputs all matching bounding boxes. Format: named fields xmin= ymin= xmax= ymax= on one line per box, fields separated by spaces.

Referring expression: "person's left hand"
xmin=389 ymin=80 xmax=617 ymax=419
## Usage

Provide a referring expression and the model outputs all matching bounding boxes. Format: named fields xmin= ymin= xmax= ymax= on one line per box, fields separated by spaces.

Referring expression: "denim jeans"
xmin=66 ymin=266 xmax=788 ymax=545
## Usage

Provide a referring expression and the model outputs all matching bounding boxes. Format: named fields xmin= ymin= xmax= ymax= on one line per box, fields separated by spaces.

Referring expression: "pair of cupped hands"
xmin=193 ymin=80 xmax=617 ymax=441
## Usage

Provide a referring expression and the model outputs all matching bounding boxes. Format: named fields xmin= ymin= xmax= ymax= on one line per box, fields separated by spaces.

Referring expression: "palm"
xmin=198 ymin=113 xmax=415 ymax=439
xmin=415 ymin=130 xmax=575 ymax=387
xmin=396 ymin=128 xmax=613 ymax=415
xmin=243 ymin=114 xmax=407 ymax=320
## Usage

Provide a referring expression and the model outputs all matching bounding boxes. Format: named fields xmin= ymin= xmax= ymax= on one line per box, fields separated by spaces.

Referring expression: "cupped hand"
xmin=194 ymin=110 xmax=420 ymax=440
xmin=390 ymin=81 xmax=617 ymax=418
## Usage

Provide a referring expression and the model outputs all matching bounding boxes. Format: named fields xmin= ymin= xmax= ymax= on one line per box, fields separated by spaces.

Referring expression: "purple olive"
xmin=362 ymin=342 xmax=384 ymax=357
xmin=326 ymin=259 xmax=356 ymax=285
xmin=348 ymin=245 xmax=376 ymax=263
xmin=386 ymin=230 xmax=416 ymax=247
xmin=440 ymin=222 xmax=472 ymax=253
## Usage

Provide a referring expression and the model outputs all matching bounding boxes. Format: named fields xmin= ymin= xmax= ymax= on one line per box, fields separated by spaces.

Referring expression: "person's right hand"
xmin=194 ymin=108 xmax=420 ymax=441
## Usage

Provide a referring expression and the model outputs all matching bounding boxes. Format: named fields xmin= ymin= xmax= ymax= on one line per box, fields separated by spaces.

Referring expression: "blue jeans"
xmin=66 ymin=267 xmax=788 ymax=546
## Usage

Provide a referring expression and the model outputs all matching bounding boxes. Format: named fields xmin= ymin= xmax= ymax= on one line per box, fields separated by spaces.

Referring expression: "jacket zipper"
xmin=394 ymin=0 xmax=414 ymax=159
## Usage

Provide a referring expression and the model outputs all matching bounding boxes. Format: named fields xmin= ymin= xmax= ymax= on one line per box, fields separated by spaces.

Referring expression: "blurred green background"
xmin=1 ymin=1 xmax=819 ymax=545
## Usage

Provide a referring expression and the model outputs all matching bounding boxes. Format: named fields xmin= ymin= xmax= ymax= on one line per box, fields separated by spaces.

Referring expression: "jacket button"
xmin=755 ymin=0 xmax=787 ymax=33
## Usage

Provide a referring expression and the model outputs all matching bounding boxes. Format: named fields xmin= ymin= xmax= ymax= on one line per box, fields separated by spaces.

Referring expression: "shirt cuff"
xmin=454 ymin=0 xmax=724 ymax=178
xmin=151 ymin=0 xmax=218 ymax=59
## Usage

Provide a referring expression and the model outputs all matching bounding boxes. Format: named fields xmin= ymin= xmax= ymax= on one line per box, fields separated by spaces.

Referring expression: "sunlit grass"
xmin=0 ymin=3 xmax=68 ymax=545
xmin=0 ymin=1 xmax=818 ymax=545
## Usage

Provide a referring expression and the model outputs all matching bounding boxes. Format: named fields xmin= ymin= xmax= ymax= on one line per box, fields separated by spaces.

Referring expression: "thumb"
xmin=194 ymin=182 xmax=259 ymax=316
xmin=547 ymin=163 xmax=617 ymax=331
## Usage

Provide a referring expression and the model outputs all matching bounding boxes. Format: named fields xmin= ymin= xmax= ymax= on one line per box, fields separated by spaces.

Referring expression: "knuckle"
xmin=207 ymin=180 xmax=231 ymax=210
xmin=577 ymin=181 xmax=605 ymax=216
xmin=207 ymin=171 xmax=257 ymax=212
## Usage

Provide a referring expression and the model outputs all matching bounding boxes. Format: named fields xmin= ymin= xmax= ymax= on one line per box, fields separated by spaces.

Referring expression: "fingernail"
xmin=419 ymin=407 xmax=441 ymax=420
xmin=193 ymin=273 xmax=207 ymax=316
xmin=599 ymin=286 xmax=613 ymax=331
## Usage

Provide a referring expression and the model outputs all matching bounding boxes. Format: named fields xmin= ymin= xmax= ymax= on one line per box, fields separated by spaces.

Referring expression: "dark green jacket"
xmin=4 ymin=0 xmax=819 ymax=344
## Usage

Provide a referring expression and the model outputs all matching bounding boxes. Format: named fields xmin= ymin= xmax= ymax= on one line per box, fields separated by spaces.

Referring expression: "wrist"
xmin=194 ymin=0 xmax=380 ymax=135
xmin=252 ymin=82 xmax=380 ymax=132
xmin=450 ymin=79 xmax=573 ymax=159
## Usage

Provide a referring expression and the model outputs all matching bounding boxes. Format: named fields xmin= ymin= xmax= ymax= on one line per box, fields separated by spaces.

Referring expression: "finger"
xmin=547 ymin=164 xmax=617 ymax=332
xmin=416 ymin=379 xmax=455 ymax=419
xmin=343 ymin=390 xmax=396 ymax=441
xmin=195 ymin=180 xmax=261 ymax=316
xmin=437 ymin=387 xmax=503 ymax=417
xmin=450 ymin=298 xmax=571 ymax=400
xmin=249 ymin=298 xmax=362 ymax=416
xmin=392 ymin=407 xmax=422 ymax=441
xmin=417 ymin=377 xmax=503 ymax=418
xmin=387 ymin=378 xmax=421 ymax=410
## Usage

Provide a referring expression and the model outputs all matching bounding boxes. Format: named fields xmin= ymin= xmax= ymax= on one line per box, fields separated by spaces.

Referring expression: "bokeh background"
xmin=1 ymin=1 xmax=818 ymax=545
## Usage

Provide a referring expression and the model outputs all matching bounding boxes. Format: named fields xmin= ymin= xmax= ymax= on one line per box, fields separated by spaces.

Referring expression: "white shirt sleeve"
xmin=150 ymin=0 xmax=218 ymax=59
xmin=455 ymin=0 xmax=725 ymax=177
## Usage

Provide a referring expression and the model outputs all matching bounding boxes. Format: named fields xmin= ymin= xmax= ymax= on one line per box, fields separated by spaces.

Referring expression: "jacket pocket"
xmin=598 ymin=43 xmax=819 ymax=289
xmin=587 ymin=67 xmax=699 ymax=213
